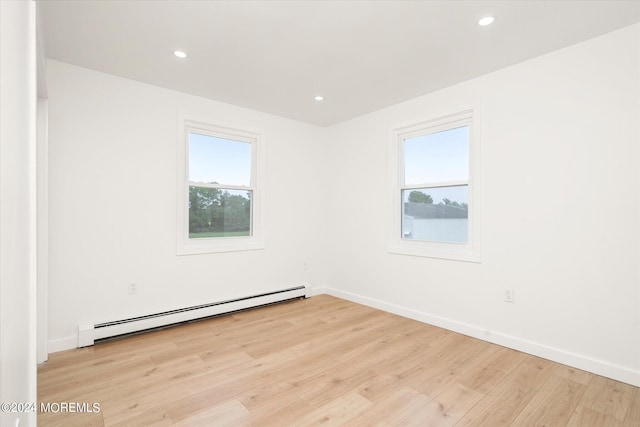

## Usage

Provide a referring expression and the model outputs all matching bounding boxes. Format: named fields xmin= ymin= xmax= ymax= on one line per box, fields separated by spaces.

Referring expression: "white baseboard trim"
xmin=309 ymin=285 xmax=328 ymax=297
xmin=322 ymin=286 xmax=640 ymax=387
xmin=48 ymin=335 xmax=77 ymax=354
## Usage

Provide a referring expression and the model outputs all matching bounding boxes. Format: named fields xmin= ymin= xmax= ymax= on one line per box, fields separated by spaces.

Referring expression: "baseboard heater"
xmin=78 ymin=285 xmax=310 ymax=347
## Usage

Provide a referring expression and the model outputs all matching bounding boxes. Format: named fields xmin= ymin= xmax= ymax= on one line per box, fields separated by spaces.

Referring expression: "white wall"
xmin=405 ymin=218 xmax=468 ymax=244
xmin=0 ymin=1 xmax=38 ymax=426
xmin=46 ymin=60 xmax=327 ymax=351
xmin=324 ymin=24 xmax=640 ymax=386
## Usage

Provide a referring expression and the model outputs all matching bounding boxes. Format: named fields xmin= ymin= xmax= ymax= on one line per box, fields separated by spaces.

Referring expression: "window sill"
xmin=389 ymin=240 xmax=481 ymax=263
xmin=177 ymin=237 xmax=265 ymax=256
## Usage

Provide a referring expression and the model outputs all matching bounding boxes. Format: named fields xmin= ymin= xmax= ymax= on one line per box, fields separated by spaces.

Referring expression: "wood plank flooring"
xmin=38 ymin=295 xmax=640 ymax=426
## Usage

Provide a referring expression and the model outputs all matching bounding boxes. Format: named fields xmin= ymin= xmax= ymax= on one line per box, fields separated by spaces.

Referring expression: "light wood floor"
xmin=38 ymin=295 xmax=640 ymax=426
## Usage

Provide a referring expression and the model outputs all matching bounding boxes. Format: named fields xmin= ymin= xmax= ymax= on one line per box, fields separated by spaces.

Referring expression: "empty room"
xmin=2 ymin=0 xmax=640 ymax=425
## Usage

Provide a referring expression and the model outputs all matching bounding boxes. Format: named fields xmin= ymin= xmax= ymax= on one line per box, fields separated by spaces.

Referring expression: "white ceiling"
xmin=39 ymin=0 xmax=640 ymax=127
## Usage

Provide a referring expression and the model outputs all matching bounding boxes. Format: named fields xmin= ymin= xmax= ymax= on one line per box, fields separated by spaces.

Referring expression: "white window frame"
xmin=389 ymin=108 xmax=481 ymax=262
xmin=177 ymin=115 xmax=265 ymax=255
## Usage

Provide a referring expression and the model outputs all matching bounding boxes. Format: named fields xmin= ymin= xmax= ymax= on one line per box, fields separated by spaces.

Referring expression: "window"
xmin=390 ymin=109 xmax=481 ymax=262
xmin=177 ymin=117 xmax=264 ymax=254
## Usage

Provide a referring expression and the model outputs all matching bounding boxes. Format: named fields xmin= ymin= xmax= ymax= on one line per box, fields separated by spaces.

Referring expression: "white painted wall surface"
xmin=325 ymin=24 xmax=640 ymax=385
xmin=0 ymin=1 xmax=38 ymax=426
xmin=46 ymin=60 xmax=327 ymax=351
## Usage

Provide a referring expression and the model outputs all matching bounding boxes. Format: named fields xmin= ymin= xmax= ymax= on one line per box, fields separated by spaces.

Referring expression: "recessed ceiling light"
xmin=174 ymin=50 xmax=187 ymax=59
xmin=478 ymin=16 xmax=495 ymax=26
xmin=314 ymin=95 xmax=324 ymax=101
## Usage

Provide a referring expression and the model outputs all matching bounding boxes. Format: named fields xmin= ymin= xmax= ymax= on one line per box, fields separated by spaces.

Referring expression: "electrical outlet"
xmin=128 ymin=283 xmax=137 ymax=295
xmin=504 ymin=289 xmax=515 ymax=303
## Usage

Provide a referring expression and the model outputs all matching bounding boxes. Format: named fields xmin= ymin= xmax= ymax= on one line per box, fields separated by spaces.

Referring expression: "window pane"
xmin=402 ymin=186 xmax=468 ymax=243
xmin=189 ymin=187 xmax=251 ymax=238
xmin=188 ymin=132 xmax=251 ymax=186
xmin=404 ymin=126 xmax=469 ymax=185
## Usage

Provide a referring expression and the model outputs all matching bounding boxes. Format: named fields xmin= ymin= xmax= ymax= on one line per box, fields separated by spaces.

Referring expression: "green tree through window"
xmin=187 ymin=132 xmax=253 ymax=238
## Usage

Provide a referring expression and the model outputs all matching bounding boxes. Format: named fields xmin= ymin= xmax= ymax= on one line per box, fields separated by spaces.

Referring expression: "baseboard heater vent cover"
xmin=78 ymin=285 xmax=310 ymax=347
